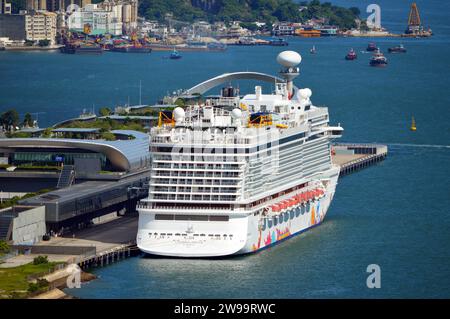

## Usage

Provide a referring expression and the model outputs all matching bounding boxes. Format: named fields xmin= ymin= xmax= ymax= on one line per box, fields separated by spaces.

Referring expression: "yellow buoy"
xmin=410 ymin=116 xmax=416 ymax=131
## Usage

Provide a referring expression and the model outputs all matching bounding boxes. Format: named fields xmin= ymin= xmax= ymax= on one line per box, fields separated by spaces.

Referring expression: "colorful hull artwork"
xmin=251 ymin=198 xmax=324 ymax=252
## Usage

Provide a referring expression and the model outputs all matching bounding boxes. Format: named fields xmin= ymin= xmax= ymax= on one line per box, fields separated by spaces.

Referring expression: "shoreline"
xmin=3 ymin=46 xmax=62 ymax=51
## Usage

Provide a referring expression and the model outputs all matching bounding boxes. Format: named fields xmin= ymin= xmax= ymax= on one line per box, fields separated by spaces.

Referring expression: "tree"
xmin=33 ymin=255 xmax=49 ymax=265
xmin=99 ymin=107 xmax=112 ymax=116
xmin=23 ymin=112 xmax=33 ymax=127
xmin=1 ymin=109 xmax=20 ymax=130
xmin=240 ymin=22 xmax=259 ymax=32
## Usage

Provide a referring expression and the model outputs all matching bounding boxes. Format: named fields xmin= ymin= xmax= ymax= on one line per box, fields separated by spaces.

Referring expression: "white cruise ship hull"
xmin=137 ymin=167 xmax=339 ymax=258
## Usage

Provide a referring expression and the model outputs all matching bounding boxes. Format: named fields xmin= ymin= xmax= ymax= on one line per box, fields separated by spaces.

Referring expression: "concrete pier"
xmin=1 ymin=214 xmax=139 ymax=269
xmin=332 ymin=143 xmax=388 ymax=176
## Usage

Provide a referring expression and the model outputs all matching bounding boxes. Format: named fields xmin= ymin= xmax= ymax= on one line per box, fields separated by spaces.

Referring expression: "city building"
xmin=67 ymin=0 xmax=138 ymax=35
xmin=0 ymin=11 xmax=57 ymax=45
xmin=27 ymin=0 xmax=92 ymax=12
xmin=0 ymin=15 xmax=26 ymax=42
xmin=25 ymin=11 xmax=57 ymax=44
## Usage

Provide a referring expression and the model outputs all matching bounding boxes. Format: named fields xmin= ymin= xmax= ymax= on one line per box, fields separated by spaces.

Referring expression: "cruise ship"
xmin=136 ymin=51 xmax=344 ymax=257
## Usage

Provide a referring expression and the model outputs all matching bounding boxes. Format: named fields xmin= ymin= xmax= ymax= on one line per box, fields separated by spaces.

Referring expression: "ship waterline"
xmin=136 ymin=50 xmax=343 ymax=257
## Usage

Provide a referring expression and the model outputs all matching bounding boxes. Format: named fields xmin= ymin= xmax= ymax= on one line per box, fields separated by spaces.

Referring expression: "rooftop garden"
xmin=0 ymin=188 xmax=54 ymax=210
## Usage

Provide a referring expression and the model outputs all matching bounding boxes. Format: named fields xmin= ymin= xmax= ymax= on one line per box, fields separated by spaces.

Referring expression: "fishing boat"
xmin=388 ymin=44 xmax=407 ymax=53
xmin=369 ymin=49 xmax=388 ymax=67
xmin=345 ymin=48 xmax=357 ymax=60
xmin=310 ymin=45 xmax=317 ymax=54
xmin=367 ymin=42 xmax=378 ymax=51
xmin=169 ymin=49 xmax=182 ymax=59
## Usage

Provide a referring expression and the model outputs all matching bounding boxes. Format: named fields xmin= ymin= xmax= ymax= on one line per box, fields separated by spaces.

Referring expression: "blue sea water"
xmin=1 ymin=0 xmax=450 ymax=298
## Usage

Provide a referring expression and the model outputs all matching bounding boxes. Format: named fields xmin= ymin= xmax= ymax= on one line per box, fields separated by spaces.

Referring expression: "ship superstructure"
xmin=137 ymin=51 xmax=343 ymax=257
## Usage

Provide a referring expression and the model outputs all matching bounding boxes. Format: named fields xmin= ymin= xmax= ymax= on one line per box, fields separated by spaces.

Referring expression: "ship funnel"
xmin=277 ymin=51 xmax=301 ymax=97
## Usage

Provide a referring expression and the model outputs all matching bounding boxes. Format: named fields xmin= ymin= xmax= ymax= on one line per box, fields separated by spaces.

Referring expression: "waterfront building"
xmin=67 ymin=0 xmax=138 ymax=35
xmin=316 ymin=25 xmax=338 ymax=36
xmin=25 ymin=11 xmax=57 ymax=44
xmin=272 ymin=23 xmax=294 ymax=36
xmin=226 ymin=21 xmax=249 ymax=37
xmin=0 ymin=130 xmax=151 ymax=233
xmin=0 ymin=130 xmax=150 ymax=174
xmin=0 ymin=11 xmax=56 ymax=45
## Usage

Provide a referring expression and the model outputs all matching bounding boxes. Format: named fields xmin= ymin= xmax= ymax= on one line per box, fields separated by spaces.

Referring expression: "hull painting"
xmin=242 ymin=187 xmax=333 ymax=254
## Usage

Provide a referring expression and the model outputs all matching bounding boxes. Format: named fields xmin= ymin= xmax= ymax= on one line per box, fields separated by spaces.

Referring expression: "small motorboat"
xmin=388 ymin=44 xmax=407 ymax=53
xmin=345 ymin=48 xmax=357 ymax=60
xmin=169 ymin=49 xmax=182 ymax=59
xmin=310 ymin=45 xmax=317 ymax=54
xmin=369 ymin=49 xmax=388 ymax=67
xmin=367 ymin=42 xmax=378 ymax=51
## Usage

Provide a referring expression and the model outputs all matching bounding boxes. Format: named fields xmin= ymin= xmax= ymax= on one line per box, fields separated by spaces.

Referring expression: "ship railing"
xmin=137 ymin=203 xmax=234 ymax=211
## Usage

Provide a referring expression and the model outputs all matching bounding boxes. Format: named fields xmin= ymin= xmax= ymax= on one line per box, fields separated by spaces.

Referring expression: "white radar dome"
xmin=299 ymin=88 xmax=312 ymax=99
xmin=173 ymin=107 xmax=185 ymax=121
xmin=277 ymin=51 xmax=302 ymax=68
xmin=231 ymin=108 xmax=242 ymax=119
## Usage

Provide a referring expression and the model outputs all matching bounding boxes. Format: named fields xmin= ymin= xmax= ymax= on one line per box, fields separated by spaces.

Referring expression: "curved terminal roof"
xmin=0 ymin=130 xmax=150 ymax=172
xmin=184 ymin=71 xmax=297 ymax=95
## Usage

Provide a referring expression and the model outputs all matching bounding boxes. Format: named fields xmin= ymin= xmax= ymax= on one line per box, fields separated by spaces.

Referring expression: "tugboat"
xmin=169 ymin=49 xmax=182 ymax=59
xmin=388 ymin=44 xmax=407 ymax=53
xmin=310 ymin=45 xmax=317 ymax=54
xmin=345 ymin=48 xmax=357 ymax=60
xmin=367 ymin=42 xmax=378 ymax=51
xmin=369 ymin=49 xmax=388 ymax=67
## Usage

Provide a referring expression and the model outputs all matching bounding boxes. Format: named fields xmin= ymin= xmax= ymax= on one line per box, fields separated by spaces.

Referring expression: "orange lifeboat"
xmin=300 ymin=193 xmax=306 ymax=203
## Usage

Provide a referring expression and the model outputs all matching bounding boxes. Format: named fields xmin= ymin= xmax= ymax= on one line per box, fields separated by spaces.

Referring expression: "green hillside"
xmin=139 ymin=0 xmax=360 ymax=28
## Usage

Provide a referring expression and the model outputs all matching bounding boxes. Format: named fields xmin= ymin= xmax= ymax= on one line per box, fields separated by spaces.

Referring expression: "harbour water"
xmin=1 ymin=0 xmax=449 ymax=298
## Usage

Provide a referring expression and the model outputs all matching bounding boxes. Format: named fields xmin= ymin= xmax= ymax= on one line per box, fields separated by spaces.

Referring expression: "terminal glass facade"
xmin=11 ymin=148 xmax=109 ymax=169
